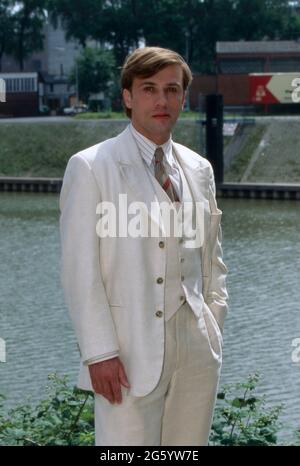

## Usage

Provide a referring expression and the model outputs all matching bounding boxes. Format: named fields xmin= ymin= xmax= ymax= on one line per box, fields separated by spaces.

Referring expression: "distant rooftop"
xmin=216 ymin=41 xmax=300 ymax=54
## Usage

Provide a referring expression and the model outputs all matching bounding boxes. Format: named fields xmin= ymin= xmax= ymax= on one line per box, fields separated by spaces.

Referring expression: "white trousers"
xmin=94 ymin=301 xmax=222 ymax=446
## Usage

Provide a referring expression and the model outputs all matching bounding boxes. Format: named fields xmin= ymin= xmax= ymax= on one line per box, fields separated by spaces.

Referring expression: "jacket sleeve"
xmin=205 ymin=165 xmax=229 ymax=333
xmin=59 ymin=153 xmax=120 ymax=361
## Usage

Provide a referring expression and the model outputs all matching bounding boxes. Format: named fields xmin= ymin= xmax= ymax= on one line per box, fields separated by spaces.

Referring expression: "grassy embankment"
xmin=0 ymin=118 xmax=201 ymax=177
xmin=225 ymin=120 xmax=300 ymax=182
xmin=1 ymin=115 xmax=300 ymax=182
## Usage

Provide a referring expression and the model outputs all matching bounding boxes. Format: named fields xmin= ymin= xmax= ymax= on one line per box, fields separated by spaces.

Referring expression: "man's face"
xmin=123 ymin=64 xmax=186 ymax=145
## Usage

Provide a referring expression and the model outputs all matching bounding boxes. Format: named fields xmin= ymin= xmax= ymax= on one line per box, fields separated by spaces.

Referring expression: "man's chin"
xmin=151 ymin=118 xmax=174 ymax=132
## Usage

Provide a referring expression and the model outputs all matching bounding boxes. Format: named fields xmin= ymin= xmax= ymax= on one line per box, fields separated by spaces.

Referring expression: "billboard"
xmin=249 ymin=72 xmax=300 ymax=104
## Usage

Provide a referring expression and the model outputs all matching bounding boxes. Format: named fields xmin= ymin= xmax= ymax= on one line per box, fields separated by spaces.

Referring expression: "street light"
xmin=54 ymin=46 xmax=79 ymax=106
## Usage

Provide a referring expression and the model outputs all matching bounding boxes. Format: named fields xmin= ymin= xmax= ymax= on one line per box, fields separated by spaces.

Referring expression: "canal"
xmin=0 ymin=193 xmax=299 ymax=443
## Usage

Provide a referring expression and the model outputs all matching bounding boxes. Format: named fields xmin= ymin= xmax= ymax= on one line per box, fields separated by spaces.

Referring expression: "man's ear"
xmin=123 ymin=88 xmax=132 ymax=109
xmin=181 ymin=91 xmax=186 ymax=110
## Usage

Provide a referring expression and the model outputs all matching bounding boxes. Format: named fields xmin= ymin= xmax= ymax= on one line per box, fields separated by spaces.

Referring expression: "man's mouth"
xmin=152 ymin=114 xmax=170 ymax=119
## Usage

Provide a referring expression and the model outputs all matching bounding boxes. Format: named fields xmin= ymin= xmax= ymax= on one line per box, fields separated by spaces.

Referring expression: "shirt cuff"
xmin=84 ymin=351 xmax=119 ymax=366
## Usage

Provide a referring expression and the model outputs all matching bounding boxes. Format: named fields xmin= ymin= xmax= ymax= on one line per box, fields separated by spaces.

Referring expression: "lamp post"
xmin=52 ymin=46 xmax=67 ymax=111
xmin=54 ymin=46 xmax=79 ymax=106
xmin=75 ymin=60 xmax=79 ymax=105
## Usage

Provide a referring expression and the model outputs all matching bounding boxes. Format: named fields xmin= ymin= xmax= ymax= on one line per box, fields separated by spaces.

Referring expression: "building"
xmin=0 ymin=72 xmax=40 ymax=117
xmin=189 ymin=40 xmax=300 ymax=109
xmin=216 ymin=40 xmax=300 ymax=74
xmin=0 ymin=19 xmax=81 ymax=116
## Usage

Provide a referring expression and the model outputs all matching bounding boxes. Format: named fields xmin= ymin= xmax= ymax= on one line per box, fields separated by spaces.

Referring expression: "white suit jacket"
xmin=59 ymin=126 xmax=228 ymax=396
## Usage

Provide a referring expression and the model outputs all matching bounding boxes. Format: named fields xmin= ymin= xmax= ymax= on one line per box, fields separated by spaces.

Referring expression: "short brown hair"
xmin=121 ymin=46 xmax=193 ymax=117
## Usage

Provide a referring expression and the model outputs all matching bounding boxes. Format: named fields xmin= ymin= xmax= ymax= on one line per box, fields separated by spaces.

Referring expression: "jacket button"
xmin=155 ymin=310 xmax=163 ymax=318
xmin=181 ymin=276 xmax=185 ymax=281
xmin=159 ymin=241 xmax=165 ymax=248
xmin=156 ymin=277 xmax=164 ymax=284
xmin=180 ymin=295 xmax=185 ymax=301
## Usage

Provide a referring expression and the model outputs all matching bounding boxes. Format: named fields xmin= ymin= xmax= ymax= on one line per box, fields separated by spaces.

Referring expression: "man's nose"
xmin=155 ymin=89 xmax=168 ymax=106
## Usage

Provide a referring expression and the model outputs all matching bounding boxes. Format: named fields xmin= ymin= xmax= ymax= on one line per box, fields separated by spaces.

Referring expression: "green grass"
xmin=0 ymin=119 xmax=202 ymax=177
xmin=225 ymin=124 xmax=267 ymax=182
xmin=247 ymin=121 xmax=300 ymax=182
xmin=74 ymin=110 xmax=201 ymax=120
xmin=2 ymin=118 xmax=299 ymax=181
xmin=74 ymin=111 xmax=127 ymax=119
xmin=224 ymin=120 xmax=300 ymax=182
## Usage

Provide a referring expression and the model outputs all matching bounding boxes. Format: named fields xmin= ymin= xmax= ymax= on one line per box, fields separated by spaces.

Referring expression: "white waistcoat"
xmin=149 ymin=156 xmax=204 ymax=322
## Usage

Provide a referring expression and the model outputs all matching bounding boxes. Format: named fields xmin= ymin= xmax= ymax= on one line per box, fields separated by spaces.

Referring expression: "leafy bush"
xmin=0 ymin=374 xmax=94 ymax=446
xmin=210 ymin=373 xmax=283 ymax=445
xmin=0 ymin=372 xmax=295 ymax=446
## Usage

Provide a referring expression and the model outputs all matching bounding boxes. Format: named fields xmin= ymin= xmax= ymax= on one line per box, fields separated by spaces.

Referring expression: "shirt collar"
xmin=129 ymin=123 xmax=173 ymax=168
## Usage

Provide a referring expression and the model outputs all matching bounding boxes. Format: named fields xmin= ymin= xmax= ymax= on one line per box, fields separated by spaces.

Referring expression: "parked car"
xmin=63 ymin=104 xmax=88 ymax=116
xmin=39 ymin=104 xmax=50 ymax=116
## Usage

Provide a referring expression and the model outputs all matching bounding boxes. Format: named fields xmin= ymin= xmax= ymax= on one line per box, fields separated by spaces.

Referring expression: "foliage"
xmin=210 ymin=372 xmax=283 ymax=445
xmin=69 ymin=46 xmax=116 ymax=103
xmin=47 ymin=0 xmax=300 ymax=72
xmin=0 ymin=373 xmax=94 ymax=446
xmin=0 ymin=372 xmax=294 ymax=446
xmin=0 ymin=0 xmax=14 ymax=71
xmin=2 ymin=1 xmax=300 ymax=73
xmin=5 ymin=0 xmax=47 ymax=71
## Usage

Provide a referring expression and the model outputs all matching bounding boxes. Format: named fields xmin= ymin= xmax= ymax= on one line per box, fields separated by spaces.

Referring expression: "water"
xmin=0 ymin=193 xmax=299 ymax=443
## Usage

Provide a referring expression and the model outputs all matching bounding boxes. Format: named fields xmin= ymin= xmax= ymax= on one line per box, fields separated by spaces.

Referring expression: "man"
xmin=59 ymin=47 xmax=228 ymax=446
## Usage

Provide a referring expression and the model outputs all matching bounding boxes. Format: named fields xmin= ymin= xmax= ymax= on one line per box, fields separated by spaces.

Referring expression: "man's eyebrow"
xmin=139 ymin=81 xmax=181 ymax=87
xmin=139 ymin=81 xmax=156 ymax=87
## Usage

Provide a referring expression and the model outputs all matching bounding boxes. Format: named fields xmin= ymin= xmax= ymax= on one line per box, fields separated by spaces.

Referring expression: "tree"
xmin=47 ymin=0 xmax=104 ymax=48
xmin=9 ymin=0 xmax=47 ymax=71
xmin=70 ymin=47 xmax=115 ymax=103
xmin=48 ymin=0 xmax=300 ymax=73
xmin=95 ymin=0 xmax=142 ymax=66
xmin=48 ymin=0 xmax=143 ymax=66
xmin=0 ymin=0 xmax=14 ymax=71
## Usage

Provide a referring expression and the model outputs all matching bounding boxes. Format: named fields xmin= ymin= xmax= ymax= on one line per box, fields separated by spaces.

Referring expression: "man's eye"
xmin=168 ymin=87 xmax=178 ymax=93
xmin=144 ymin=87 xmax=154 ymax=93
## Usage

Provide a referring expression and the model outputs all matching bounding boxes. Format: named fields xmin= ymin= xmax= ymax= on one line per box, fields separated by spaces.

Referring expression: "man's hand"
xmin=88 ymin=357 xmax=130 ymax=404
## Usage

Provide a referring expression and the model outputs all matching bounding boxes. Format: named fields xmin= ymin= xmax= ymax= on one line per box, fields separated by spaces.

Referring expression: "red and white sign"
xmin=249 ymin=73 xmax=300 ymax=104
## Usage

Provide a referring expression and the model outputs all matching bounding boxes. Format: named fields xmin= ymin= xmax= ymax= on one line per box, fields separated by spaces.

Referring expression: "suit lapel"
xmin=172 ymin=142 xmax=210 ymax=204
xmin=116 ymin=126 xmax=164 ymax=235
xmin=173 ymin=143 xmax=211 ymax=249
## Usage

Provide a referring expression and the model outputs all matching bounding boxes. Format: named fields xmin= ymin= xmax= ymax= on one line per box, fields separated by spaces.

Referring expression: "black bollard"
xmin=205 ymin=94 xmax=224 ymax=184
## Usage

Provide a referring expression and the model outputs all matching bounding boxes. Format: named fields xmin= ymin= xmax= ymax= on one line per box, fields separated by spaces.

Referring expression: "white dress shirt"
xmin=130 ymin=123 xmax=182 ymax=200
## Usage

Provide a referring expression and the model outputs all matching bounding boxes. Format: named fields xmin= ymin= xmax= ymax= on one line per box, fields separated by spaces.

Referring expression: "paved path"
xmin=0 ymin=116 xmax=74 ymax=123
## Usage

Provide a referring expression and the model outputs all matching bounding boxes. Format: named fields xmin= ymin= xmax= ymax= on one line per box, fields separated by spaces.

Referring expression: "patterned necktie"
xmin=154 ymin=147 xmax=180 ymax=203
